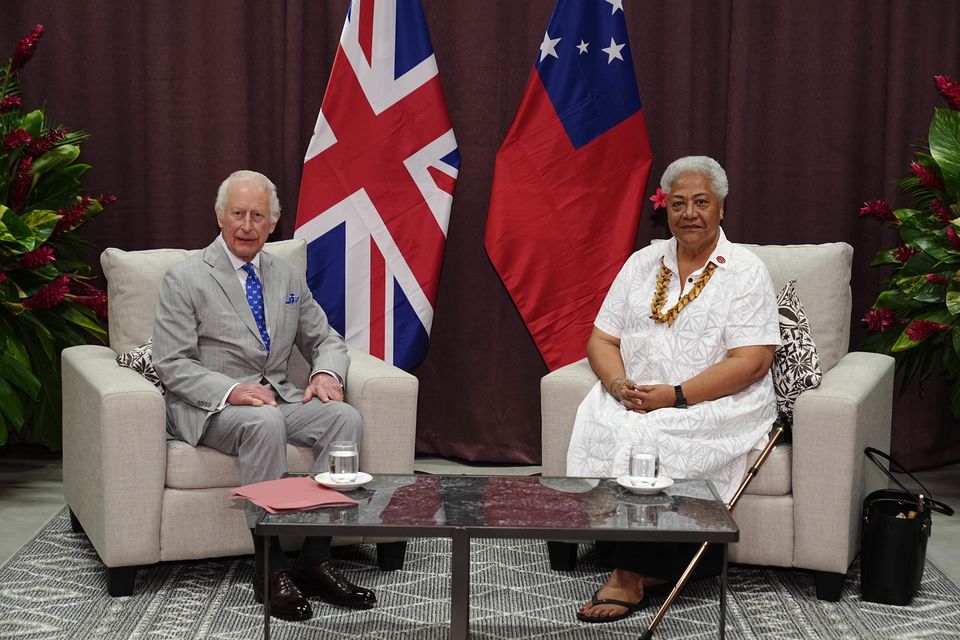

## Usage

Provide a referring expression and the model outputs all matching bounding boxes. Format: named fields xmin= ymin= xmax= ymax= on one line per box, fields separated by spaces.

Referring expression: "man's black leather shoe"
xmin=292 ymin=560 xmax=376 ymax=609
xmin=253 ymin=570 xmax=313 ymax=621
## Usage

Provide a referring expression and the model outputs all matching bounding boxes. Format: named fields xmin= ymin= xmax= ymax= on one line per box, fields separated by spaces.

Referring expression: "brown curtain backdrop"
xmin=4 ymin=1 xmax=959 ymax=469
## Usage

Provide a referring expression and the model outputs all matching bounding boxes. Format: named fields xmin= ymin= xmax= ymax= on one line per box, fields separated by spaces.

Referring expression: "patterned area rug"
xmin=2 ymin=509 xmax=959 ymax=639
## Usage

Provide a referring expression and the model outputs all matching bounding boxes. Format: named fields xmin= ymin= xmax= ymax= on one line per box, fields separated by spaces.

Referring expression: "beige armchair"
xmin=62 ymin=239 xmax=418 ymax=596
xmin=540 ymin=242 xmax=894 ymax=601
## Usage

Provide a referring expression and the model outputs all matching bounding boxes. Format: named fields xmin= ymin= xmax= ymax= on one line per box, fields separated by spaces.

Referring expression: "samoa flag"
xmin=295 ymin=0 xmax=459 ymax=370
xmin=484 ymin=0 xmax=652 ymax=370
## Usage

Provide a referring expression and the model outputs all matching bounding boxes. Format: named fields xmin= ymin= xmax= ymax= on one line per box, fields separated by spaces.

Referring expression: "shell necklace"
xmin=649 ymin=258 xmax=717 ymax=326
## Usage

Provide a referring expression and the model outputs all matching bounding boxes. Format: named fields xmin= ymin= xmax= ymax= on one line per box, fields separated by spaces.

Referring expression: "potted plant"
xmin=1 ymin=25 xmax=115 ymax=449
xmin=861 ymin=74 xmax=960 ymax=417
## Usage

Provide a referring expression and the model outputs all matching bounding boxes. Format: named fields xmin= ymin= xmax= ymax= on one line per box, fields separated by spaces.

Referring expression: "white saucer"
xmin=314 ymin=471 xmax=373 ymax=490
xmin=616 ymin=475 xmax=674 ymax=495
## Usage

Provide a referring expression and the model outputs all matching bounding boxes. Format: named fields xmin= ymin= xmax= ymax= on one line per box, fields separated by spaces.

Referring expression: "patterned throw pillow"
xmin=115 ymin=338 xmax=165 ymax=394
xmin=772 ymin=280 xmax=822 ymax=418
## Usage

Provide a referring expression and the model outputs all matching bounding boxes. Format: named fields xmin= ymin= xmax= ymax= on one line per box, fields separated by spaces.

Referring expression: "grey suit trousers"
xmin=200 ymin=399 xmax=362 ymax=527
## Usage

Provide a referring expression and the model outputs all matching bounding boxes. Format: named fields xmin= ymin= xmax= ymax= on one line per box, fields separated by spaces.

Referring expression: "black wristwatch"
xmin=674 ymin=384 xmax=688 ymax=409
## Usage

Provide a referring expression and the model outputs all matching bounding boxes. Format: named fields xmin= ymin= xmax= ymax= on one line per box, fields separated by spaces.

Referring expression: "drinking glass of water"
xmin=630 ymin=442 xmax=659 ymax=480
xmin=329 ymin=441 xmax=359 ymax=483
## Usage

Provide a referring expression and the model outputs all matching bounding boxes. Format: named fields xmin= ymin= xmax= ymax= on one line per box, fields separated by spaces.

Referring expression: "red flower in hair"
xmin=935 ymin=75 xmax=960 ymax=110
xmin=905 ymin=319 xmax=951 ymax=342
xmin=859 ymin=199 xmax=895 ymax=222
xmin=911 ymin=161 xmax=944 ymax=190
xmin=649 ymin=188 xmax=667 ymax=210
xmin=8 ymin=24 xmax=43 ymax=74
xmin=862 ymin=307 xmax=897 ymax=332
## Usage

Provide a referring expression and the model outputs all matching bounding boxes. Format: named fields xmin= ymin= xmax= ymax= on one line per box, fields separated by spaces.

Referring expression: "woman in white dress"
xmin=570 ymin=156 xmax=780 ymax=623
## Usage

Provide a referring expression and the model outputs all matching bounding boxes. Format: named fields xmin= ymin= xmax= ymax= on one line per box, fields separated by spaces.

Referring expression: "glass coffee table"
xmin=256 ymin=474 xmax=738 ymax=640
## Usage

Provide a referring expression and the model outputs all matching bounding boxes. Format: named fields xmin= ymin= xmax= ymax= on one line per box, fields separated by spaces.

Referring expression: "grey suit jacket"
xmin=152 ymin=238 xmax=348 ymax=446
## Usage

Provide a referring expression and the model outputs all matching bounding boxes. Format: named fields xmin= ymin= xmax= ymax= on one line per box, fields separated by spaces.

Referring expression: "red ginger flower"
xmin=8 ymin=24 xmax=43 ymax=75
xmin=3 ymin=128 xmax=32 ymax=149
xmin=893 ymin=244 xmax=918 ymax=263
xmin=24 ymin=275 xmax=70 ymax=310
xmin=859 ymin=199 xmax=895 ymax=222
xmin=68 ymin=279 xmax=108 ymax=319
xmin=932 ymin=200 xmax=952 ymax=224
xmin=0 ymin=272 xmax=7 ymax=285
xmin=8 ymin=156 xmax=33 ymax=211
xmin=25 ymin=128 xmax=67 ymax=158
xmin=905 ymin=319 xmax=951 ymax=342
xmin=0 ymin=96 xmax=21 ymax=112
xmin=935 ymin=75 xmax=960 ymax=110
xmin=911 ymin=161 xmax=944 ymax=190
xmin=19 ymin=245 xmax=55 ymax=269
xmin=649 ymin=187 xmax=668 ymax=210
xmin=948 ymin=227 xmax=960 ymax=249
xmin=926 ymin=273 xmax=950 ymax=285
xmin=862 ymin=307 xmax=897 ymax=332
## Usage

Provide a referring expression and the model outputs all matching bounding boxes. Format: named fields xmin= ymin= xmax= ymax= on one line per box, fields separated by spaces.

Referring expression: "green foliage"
xmin=1 ymin=26 xmax=113 ymax=449
xmin=861 ymin=78 xmax=960 ymax=419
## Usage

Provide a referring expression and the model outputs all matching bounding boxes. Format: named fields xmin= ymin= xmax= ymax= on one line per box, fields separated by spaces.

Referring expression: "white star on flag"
xmin=606 ymin=0 xmax=624 ymax=14
xmin=577 ymin=39 xmax=589 ymax=54
xmin=601 ymin=37 xmax=625 ymax=63
xmin=539 ymin=31 xmax=561 ymax=62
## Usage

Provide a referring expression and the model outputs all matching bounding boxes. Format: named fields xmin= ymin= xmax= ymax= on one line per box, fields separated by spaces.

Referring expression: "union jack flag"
xmin=295 ymin=0 xmax=459 ymax=370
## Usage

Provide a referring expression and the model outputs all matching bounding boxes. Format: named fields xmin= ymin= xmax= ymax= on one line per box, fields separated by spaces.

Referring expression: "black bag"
xmin=860 ymin=447 xmax=954 ymax=605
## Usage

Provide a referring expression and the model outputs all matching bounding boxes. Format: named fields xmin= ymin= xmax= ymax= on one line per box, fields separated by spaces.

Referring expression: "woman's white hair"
xmin=659 ymin=156 xmax=729 ymax=201
xmin=214 ymin=170 xmax=281 ymax=222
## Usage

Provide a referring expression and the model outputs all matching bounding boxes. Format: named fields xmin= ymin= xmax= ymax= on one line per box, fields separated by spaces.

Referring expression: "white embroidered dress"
xmin=566 ymin=230 xmax=780 ymax=501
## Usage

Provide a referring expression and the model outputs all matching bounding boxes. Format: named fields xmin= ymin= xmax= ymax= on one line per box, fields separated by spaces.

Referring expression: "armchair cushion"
xmin=115 ymin=338 xmax=165 ymax=393
xmin=773 ymin=280 xmax=822 ymax=418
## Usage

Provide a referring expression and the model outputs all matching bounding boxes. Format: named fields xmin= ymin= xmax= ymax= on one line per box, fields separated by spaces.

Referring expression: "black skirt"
xmin=595 ymin=540 xmax=723 ymax=583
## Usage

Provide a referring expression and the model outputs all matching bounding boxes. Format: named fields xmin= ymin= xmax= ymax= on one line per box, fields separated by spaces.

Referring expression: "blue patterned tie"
xmin=241 ymin=263 xmax=270 ymax=352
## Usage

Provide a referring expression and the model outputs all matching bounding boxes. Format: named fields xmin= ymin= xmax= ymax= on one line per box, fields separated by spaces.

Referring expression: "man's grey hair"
xmin=659 ymin=156 xmax=729 ymax=201
xmin=214 ymin=170 xmax=281 ymax=222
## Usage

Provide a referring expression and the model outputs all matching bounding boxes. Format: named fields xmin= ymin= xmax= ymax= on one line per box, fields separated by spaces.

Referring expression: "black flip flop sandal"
xmin=576 ymin=589 xmax=648 ymax=623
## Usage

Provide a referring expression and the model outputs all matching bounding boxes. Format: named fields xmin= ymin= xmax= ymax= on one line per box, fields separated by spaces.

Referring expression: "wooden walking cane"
xmin=639 ymin=425 xmax=785 ymax=640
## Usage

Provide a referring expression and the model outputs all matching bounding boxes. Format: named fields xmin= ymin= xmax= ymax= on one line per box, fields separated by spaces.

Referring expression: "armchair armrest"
xmin=541 ymin=358 xmax=597 ymax=475
xmin=61 ymin=344 xmax=167 ymax=568
xmin=345 ymin=347 xmax=418 ymax=474
xmin=791 ymin=351 xmax=894 ymax=574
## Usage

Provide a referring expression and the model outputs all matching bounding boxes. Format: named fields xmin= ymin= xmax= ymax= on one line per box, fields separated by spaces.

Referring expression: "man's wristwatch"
xmin=674 ymin=384 xmax=688 ymax=409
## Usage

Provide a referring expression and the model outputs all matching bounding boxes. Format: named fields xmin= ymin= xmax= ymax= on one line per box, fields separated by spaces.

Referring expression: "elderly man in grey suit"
xmin=153 ymin=170 xmax=375 ymax=621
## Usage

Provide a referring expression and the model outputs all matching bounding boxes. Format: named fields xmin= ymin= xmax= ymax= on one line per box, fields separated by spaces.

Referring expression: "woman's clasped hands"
xmin=609 ymin=378 xmax=676 ymax=413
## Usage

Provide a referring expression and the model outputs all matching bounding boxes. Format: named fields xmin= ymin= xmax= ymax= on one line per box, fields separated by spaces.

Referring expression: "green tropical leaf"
xmin=28 ymin=144 xmax=80 ymax=176
xmin=0 ymin=378 xmax=26 ymax=429
xmin=929 ymin=108 xmax=960 ymax=196
xmin=19 ymin=109 xmax=44 ymax=136
xmin=891 ymin=329 xmax=921 ymax=352
xmin=897 ymin=274 xmax=947 ymax=303
xmin=59 ymin=303 xmax=106 ymax=339
xmin=876 ymin=290 xmax=929 ymax=310
xmin=29 ymin=164 xmax=90 ymax=212
xmin=0 ymin=206 xmax=36 ymax=251
xmin=899 ymin=251 xmax=948 ymax=275
xmin=948 ymin=277 xmax=960 ymax=315
xmin=872 ymin=248 xmax=900 ymax=266
xmin=21 ymin=209 xmax=61 ymax=244
xmin=0 ymin=353 xmax=40 ymax=400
